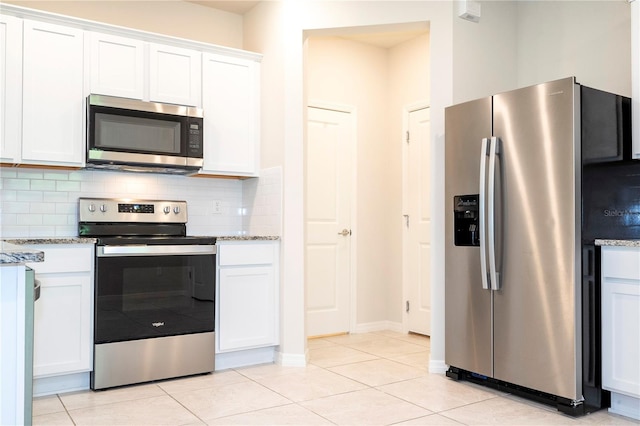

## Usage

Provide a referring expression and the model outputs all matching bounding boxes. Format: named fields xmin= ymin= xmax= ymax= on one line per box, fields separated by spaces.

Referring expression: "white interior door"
xmin=404 ymin=106 xmax=431 ymax=335
xmin=305 ymin=105 xmax=354 ymax=337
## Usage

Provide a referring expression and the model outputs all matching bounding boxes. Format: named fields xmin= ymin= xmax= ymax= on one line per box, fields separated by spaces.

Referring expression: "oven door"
xmin=94 ymin=244 xmax=215 ymax=344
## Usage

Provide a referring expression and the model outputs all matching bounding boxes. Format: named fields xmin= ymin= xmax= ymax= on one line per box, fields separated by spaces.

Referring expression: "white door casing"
xmin=305 ymin=105 xmax=355 ymax=337
xmin=403 ymin=105 xmax=431 ymax=335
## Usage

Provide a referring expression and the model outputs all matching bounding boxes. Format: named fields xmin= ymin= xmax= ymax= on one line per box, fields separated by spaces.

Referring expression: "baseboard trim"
xmin=277 ymin=349 xmax=308 ymax=367
xmin=429 ymin=359 xmax=448 ymax=374
xmin=354 ymin=320 xmax=403 ymax=334
xmin=215 ymin=347 xmax=276 ymax=371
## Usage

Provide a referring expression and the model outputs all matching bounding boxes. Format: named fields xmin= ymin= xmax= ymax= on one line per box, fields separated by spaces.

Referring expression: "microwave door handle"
xmin=479 ymin=137 xmax=490 ymax=290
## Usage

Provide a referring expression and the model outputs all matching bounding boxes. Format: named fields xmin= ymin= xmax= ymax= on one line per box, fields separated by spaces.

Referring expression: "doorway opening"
xmin=303 ymin=23 xmax=430 ymax=339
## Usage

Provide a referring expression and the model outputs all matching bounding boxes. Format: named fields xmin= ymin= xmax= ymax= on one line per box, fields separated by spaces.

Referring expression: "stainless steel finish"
xmin=491 ymin=77 xmax=581 ymax=400
xmin=34 ymin=279 xmax=41 ymax=301
xmin=92 ymin=332 xmax=215 ymax=390
xmin=446 ymin=77 xmax=582 ymax=402
xmin=79 ymin=198 xmax=188 ymax=223
xmin=87 ymin=149 xmax=203 ymax=170
xmin=97 ymin=244 xmax=216 ymax=257
xmin=479 ymin=137 xmax=490 ymax=290
xmin=89 ymin=94 xmax=203 ymax=118
xmin=338 ymin=229 xmax=351 ymax=236
xmin=445 ymin=96 xmax=493 ymax=378
xmin=487 ymin=136 xmax=500 ymax=291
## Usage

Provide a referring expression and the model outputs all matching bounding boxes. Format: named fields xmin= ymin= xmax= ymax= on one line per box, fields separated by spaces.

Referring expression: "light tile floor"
xmin=33 ymin=331 xmax=638 ymax=425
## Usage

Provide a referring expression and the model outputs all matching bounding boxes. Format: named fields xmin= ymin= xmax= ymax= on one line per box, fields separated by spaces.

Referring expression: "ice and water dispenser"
xmin=453 ymin=195 xmax=480 ymax=246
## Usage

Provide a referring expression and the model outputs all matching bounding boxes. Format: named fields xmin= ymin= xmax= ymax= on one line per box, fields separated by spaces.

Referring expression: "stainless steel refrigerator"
xmin=444 ymin=77 xmax=632 ymax=416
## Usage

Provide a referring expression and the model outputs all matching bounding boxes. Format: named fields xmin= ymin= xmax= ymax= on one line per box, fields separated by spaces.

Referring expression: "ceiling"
xmin=187 ymin=1 xmax=429 ymax=48
xmin=188 ymin=1 xmax=260 ymax=15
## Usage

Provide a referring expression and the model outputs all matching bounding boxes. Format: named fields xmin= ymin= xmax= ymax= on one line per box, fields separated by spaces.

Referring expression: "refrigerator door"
xmin=492 ymin=77 xmax=581 ymax=400
xmin=445 ymin=97 xmax=493 ymax=377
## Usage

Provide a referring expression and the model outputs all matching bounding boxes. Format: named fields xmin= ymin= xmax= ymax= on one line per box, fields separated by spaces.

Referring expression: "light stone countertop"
xmin=6 ymin=237 xmax=97 ymax=245
xmin=216 ymin=236 xmax=280 ymax=241
xmin=0 ymin=241 xmax=44 ymax=264
xmin=595 ymin=239 xmax=640 ymax=248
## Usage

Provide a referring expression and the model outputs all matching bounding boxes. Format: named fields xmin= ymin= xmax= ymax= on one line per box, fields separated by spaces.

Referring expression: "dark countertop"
xmin=595 ymin=239 xmax=640 ymax=248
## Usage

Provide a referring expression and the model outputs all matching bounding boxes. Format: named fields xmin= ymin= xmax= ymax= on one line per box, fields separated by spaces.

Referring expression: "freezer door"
xmin=445 ymin=97 xmax=493 ymax=377
xmin=492 ymin=77 xmax=581 ymax=400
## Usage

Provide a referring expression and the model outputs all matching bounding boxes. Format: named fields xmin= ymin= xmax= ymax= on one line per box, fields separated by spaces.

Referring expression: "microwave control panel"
xmin=187 ymin=119 xmax=203 ymax=157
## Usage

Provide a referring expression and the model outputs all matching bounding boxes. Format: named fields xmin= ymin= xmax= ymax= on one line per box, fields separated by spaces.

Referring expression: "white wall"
xmin=306 ymin=36 xmax=392 ymax=326
xmin=452 ymin=1 xmax=518 ymax=103
xmin=245 ymin=0 xmax=453 ymax=372
xmin=516 ymin=1 xmax=631 ymax=96
xmin=1 ymin=0 xmax=244 ymax=48
xmin=388 ymin=34 xmax=430 ymax=324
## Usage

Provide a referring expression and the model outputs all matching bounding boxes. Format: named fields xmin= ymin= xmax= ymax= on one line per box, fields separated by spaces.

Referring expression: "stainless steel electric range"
xmin=78 ymin=198 xmax=216 ymax=390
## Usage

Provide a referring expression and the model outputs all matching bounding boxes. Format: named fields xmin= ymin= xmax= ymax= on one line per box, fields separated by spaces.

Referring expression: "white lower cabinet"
xmin=25 ymin=244 xmax=94 ymax=394
xmin=216 ymin=241 xmax=279 ymax=358
xmin=601 ymin=245 xmax=640 ymax=420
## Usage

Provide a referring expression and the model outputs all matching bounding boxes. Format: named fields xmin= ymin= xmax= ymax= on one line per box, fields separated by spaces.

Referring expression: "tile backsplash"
xmin=0 ymin=166 xmax=282 ymax=238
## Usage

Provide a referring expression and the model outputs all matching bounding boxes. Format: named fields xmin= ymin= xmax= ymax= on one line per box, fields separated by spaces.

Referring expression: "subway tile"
xmin=30 ymin=179 xmax=56 ymax=191
xmin=18 ymin=214 xmax=42 ymax=225
xmin=42 ymin=214 xmax=68 ymax=226
xmin=0 ymin=169 xmax=17 ymax=178
xmin=17 ymin=170 xmax=43 ymax=180
xmin=0 ymin=190 xmax=17 ymax=202
xmin=30 ymin=203 xmax=56 ymax=214
xmin=4 ymin=178 xmax=30 ymax=190
xmin=17 ymin=191 xmax=43 ymax=202
xmin=43 ymin=192 xmax=69 ymax=203
xmin=28 ymin=225 xmax=56 ymax=237
xmin=56 ymin=180 xmax=81 ymax=192
xmin=2 ymin=201 xmax=30 ymax=214
xmin=0 ymin=225 xmax=29 ymax=238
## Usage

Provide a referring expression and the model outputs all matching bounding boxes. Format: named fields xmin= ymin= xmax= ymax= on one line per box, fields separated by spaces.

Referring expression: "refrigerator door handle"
xmin=488 ymin=136 xmax=501 ymax=290
xmin=479 ymin=137 xmax=491 ymax=290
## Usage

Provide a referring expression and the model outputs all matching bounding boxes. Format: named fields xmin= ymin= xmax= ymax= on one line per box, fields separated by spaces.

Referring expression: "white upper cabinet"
xmin=0 ymin=14 xmax=22 ymax=164
xmin=22 ymin=20 xmax=84 ymax=166
xmin=201 ymin=53 xmax=260 ymax=177
xmin=89 ymin=32 xmax=145 ymax=100
xmin=149 ymin=43 xmax=201 ymax=106
xmin=89 ymin=33 xmax=201 ymax=107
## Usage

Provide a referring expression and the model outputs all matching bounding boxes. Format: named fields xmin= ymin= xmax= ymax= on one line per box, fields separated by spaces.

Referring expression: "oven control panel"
xmin=79 ymin=198 xmax=187 ymax=223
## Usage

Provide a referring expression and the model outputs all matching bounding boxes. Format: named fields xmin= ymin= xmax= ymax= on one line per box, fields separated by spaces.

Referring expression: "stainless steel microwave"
xmin=86 ymin=95 xmax=204 ymax=175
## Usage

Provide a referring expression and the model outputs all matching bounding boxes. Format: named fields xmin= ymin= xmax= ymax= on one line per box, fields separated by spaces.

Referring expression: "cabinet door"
xmin=149 ymin=43 xmax=201 ymax=106
xmin=0 ymin=15 xmax=22 ymax=164
xmin=201 ymin=53 xmax=259 ymax=177
xmin=602 ymin=247 xmax=640 ymax=398
xmin=22 ymin=20 xmax=84 ymax=166
xmin=218 ymin=266 xmax=276 ymax=351
xmin=33 ymin=273 xmax=92 ymax=377
xmin=89 ymin=32 xmax=144 ymax=99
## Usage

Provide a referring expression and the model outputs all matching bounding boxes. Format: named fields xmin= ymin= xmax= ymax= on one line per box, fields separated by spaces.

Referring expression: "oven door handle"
xmin=97 ymin=244 xmax=217 ymax=257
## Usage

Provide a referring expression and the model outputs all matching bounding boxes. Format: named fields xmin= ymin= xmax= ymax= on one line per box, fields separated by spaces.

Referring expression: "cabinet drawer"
xmin=602 ymin=247 xmax=640 ymax=281
xmin=25 ymin=245 xmax=93 ymax=274
xmin=218 ymin=243 xmax=274 ymax=266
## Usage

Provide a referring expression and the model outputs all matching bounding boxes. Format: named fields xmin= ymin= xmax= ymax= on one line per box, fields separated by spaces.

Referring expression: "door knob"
xmin=338 ymin=229 xmax=352 ymax=236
